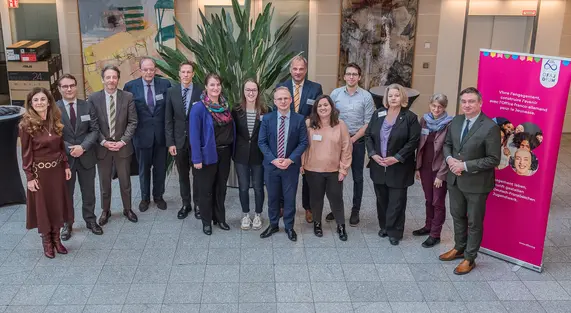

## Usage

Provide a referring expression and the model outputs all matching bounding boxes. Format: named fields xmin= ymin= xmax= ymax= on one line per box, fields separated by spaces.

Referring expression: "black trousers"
xmin=374 ymin=183 xmax=408 ymax=240
xmin=196 ymin=146 xmax=232 ymax=226
xmin=305 ymin=171 xmax=344 ymax=224
xmin=174 ymin=141 xmax=199 ymax=207
xmin=67 ymin=161 xmax=97 ymax=224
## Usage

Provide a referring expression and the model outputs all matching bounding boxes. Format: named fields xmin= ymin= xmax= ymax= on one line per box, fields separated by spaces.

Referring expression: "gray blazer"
xmin=57 ymin=99 xmax=99 ymax=169
xmin=89 ymin=89 xmax=138 ymax=159
xmin=443 ymin=112 xmax=501 ymax=193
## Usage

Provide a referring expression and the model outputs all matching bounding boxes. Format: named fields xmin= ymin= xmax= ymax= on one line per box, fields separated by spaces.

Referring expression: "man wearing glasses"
xmin=124 ymin=57 xmax=172 ymax=212
xmin=329 ymin=63 xmax=374 ymax=226
xmin=56 ymin=74 xmax=102 ymax=239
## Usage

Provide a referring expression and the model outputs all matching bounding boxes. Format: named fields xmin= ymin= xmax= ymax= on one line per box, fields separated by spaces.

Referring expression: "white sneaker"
xmin=252 ymin=214 xmax=263 ymax=230
xmin=241 ymin=214 xmax=252 ymax=230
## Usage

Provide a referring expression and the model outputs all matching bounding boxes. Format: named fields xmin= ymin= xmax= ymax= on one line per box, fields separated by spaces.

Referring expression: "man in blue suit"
xmin=124 ymin=57 xmax=171 ymax=212
xmin=275 ymin=55 xmax=322 ymax=223
xmin=258 ymin=86 xmax=308 ymax=242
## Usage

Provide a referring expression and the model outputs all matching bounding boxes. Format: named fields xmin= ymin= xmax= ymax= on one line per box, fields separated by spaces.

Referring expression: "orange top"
xmin=302 ymin=119 xmax=352 ymax=175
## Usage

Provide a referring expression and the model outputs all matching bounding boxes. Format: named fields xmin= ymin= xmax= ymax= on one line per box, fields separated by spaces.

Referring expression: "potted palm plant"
xmin=154 ymin=0 xmax=300 ymax=183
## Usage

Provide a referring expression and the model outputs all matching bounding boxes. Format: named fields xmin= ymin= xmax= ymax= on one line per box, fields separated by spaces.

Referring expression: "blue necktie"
xmin=461 ymin=119 xmax=471 ymax=142
xmin=147 ymin=84 xmax=154 ymax=112
xmin=183 ymin=88 xmax=189 ymax=116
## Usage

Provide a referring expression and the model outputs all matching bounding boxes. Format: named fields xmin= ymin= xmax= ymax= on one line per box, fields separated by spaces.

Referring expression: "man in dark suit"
xmin=258 ymin=86 xmax=308 ymax=242
xmin=165 ymin=61 xmax=203 ymax=220
xmin=440 ymin=87 xmax=501 ymax=275
xmin=90 ymin=65 xmax=138 ymax=225
xmin=276 ymin=55 xmax=322 ymax=223
xmin=57 ymin=74 xmax=103 ymax=239
xmin=124 ymin=57 xmax=171 ymax=212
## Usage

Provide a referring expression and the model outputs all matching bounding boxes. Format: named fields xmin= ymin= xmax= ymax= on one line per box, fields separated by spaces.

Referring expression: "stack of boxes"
xmin=5 ymin=40 xmax=63 ymax=106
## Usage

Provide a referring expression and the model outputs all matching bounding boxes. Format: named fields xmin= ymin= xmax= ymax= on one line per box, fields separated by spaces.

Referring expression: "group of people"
xmin=20 ymin=55 xmax=501 ymax=275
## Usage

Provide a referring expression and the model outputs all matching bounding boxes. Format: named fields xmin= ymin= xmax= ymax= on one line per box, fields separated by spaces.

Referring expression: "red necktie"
xmin=69 ymin=102 xmax=76 ymax=129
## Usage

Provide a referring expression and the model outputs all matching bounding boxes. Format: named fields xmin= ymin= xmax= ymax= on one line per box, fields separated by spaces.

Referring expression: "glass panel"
xmin=262 ymin=0 xmax=309 ymax=58
xmin=11 ymin=3 xmax=60 ymax=54
xmin=204 ymin=5 xmax=244 ymax=38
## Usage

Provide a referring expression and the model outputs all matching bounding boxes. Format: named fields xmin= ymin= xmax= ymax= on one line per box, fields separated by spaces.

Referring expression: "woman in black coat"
xmin=365 ymin=83 xmax=421 ymax=245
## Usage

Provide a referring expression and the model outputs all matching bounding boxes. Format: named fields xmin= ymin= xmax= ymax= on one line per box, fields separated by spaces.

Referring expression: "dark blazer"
xmin=57 ymin=99 xmax=99 ymax=169
xmin=443 ymin=113 xmax=501 ymax=193
xmin=365 ymin=108 xmax=421 ymax=188
xmin=165 ymin=83 xmax=203 ymax=149
xmin=123 ymin=77 xmax=171 ymax=149
xmin=189 ymin=101 xmax=236 ymax=165
xmin=231 ymin=108 xmax=264 ymax=165
xmin=258 ymin=110 xmax=308 ymax=168
xmin=276 ymin=79 xmax=323 ymax=117
xmin=89 ymin=89 xmax=138 ymax=159
xmin=416 ymin=118 xmax=451 ymax=181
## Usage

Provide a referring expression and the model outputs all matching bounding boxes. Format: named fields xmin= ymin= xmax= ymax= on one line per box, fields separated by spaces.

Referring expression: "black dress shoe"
xmin=218 ymin=222 xmax=230 ymax=231
xmin=389 ymin=237 xmax=400 ymax=246
xmin=325 ymin=212 xmax=335 ymax=221
xmin=422 ymin=236 xmax=441 ymax=248
xmin=313 ymin=222 xmax=323 ymax=237
xmin=285 ymin=228 xmax=297 ymax=242
xmin=177 ymin=206 xmax=191 ymax=219
xmin=349 ymin=211 xmax=360 ymax=226
xmin=155 ymin=198 xmax=167 ymax=211
xmin=86 ymin=222 xmax=104 ymax=235
xmin=412 ymin=227 xmax=431 ymax=236
xmin=194 ymin=205 xmax=201 ymax=219
xmin=378 ymin=229 xmax=388 ymax=238
xmin=260 ymin=225 xmax=279 ymax=238
xmin=123 ymin=209 xmax=138 ymax=223
xmin=60 ymin=223 xmax=72 ymax=241
xmin=337 ymin=224 xmax=348 ymax=241
xmin=139 ymin=200 xmax=150 ymax=212
xmin=203 ymin=225 xmax=212 ymax=235
xmin=99 ymin=211 xmax=111 ymax=226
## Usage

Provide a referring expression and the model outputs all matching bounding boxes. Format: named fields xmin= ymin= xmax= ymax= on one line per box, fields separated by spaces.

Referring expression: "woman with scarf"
xmin=190 ymin=73 xmax=235 ymax=235
xmin=413 ymin=93 xmax=453 ymax=248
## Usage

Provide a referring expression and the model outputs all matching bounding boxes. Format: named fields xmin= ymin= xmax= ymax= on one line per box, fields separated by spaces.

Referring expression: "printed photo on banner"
xmin=493 ymin=116 xmax=541 ymax=175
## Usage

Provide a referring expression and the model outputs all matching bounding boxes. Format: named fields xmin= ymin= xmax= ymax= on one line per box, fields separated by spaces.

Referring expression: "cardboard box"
xmin=6 ymin=40 xmax=51 ymax=62
xmin=10 ymin=84 xmax=60 ymax=106
xmin=7 ymin=55 xmax=62 ymax=88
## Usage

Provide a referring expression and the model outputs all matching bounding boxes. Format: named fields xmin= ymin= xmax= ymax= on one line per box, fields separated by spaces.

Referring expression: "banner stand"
xmin=480 ymin=248 xmax=543 ymax=273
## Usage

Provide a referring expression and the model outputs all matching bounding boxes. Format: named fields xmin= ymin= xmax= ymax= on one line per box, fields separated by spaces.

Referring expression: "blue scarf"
xmin=424 ymin=112 xmax=453 ymax=133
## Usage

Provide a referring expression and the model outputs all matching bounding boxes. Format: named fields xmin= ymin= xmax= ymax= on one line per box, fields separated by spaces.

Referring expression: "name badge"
xmin=307 ymin=99 xmax=315 ymax=105
xmin=80 ymin=115 xmax=90 ymax=122
xmin=378 ymin=111 xmax=387 ymax=117
xmin=155 ymin=94 xmax=164 ymax=101
xmin=312 ymin=134 xmax=322 ymax=141
xmin=421 ymin=128 xmax=430 ymax=135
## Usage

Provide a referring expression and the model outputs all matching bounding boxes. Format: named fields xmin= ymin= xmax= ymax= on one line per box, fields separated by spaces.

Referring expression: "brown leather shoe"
xmin=439 ymin=248 xmax=464 ymax=261
xmin=99 ymin=210 xmax=111 ymax=226
xmin=305 ymin=210 xmax=313 ymax=223
xmin=454 ymin=259 xmax=475 ymax=275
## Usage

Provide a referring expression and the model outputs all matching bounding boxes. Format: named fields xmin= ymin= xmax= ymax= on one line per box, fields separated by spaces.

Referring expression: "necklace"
xmin=43 ymin=126 xmax=52 ymax=136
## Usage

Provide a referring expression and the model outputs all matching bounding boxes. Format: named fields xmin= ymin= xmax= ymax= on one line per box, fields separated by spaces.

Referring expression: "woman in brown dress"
xmin=20 ymin=87 xmax=73 ymax=259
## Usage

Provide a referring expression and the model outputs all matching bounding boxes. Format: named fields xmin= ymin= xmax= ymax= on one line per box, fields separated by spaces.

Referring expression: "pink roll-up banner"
xmin=477 ymin=49 xmax=571 ymax=272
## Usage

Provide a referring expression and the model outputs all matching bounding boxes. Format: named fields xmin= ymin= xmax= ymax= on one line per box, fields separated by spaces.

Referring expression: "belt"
xmin=217 ymin=145 xmax=231 ymax=149
xmin=32 ymin=157 xmax=62 ymax=179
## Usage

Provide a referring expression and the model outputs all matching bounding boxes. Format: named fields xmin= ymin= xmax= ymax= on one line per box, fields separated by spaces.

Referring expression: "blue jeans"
xmin=235 ymin=163 xmax=265 ymax=214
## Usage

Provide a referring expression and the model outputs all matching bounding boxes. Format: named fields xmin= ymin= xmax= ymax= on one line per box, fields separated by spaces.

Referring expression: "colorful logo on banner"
xmin=478 ymin=50 xmax=571 ymax=270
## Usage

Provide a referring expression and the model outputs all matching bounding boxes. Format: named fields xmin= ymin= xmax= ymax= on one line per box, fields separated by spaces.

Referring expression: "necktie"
xmin=293 ymin=84 xmax=300 ymax=112
xmin=183 ymin=88 xmax=189 ymax=116
xmin=69 ymin=102 xmax=76 ymax=130
xmin=461 ymin=119 xmax=471 ymax=142
xmin=109 ymin=95 xmax=116 ymax=139
xmin=278 ymin=115 xmax=286 ymax=158
xmin=147 ymin=84 xmax=154 ymax=112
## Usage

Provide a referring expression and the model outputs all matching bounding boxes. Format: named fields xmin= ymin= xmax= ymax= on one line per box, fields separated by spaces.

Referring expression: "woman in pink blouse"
xmin=302 ymin=95 xmax=352 ymax=241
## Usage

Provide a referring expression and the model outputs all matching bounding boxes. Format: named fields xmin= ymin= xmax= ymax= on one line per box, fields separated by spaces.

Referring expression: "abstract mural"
xmin=78 ymin=0 xmax=176 ymax=95
xmin=339 ymin=0 xmax=418 ymax=89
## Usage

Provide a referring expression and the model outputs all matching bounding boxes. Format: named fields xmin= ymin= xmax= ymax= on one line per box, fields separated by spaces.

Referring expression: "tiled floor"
xmin=1 ymin=136 xmax=571 ymax=313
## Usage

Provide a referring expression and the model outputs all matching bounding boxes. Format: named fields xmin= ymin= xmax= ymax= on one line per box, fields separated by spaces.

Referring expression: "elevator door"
xmin=460 ymin=15 xmax=534 ymax=92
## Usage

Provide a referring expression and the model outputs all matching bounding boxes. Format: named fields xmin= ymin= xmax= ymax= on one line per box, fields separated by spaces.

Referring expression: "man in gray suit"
xmin=440 ymin=87 xmax=501 ymax=275
xmin=90 ymin=65 xmax=138 ymax=225
xmin=57 ymin=74 xmax=102 ymax=240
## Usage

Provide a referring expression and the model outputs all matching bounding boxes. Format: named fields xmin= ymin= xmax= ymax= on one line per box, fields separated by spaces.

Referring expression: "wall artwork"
xmin=78 ymin=0 xmax=176 ymax=95
xmin=339 ymin=0 xmax=418 ymax=89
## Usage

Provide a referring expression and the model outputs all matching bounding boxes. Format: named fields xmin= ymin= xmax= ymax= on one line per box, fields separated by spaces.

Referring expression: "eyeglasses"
xmin=345 ymin=73 xmax=360 ymax=77
xmin=245 ymin=89 xmax=258 ymax=94
xmin=59 ymin=84 xmax=76 ymax=89
xmin=274 ymin=97 xmax=291 ymax=102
